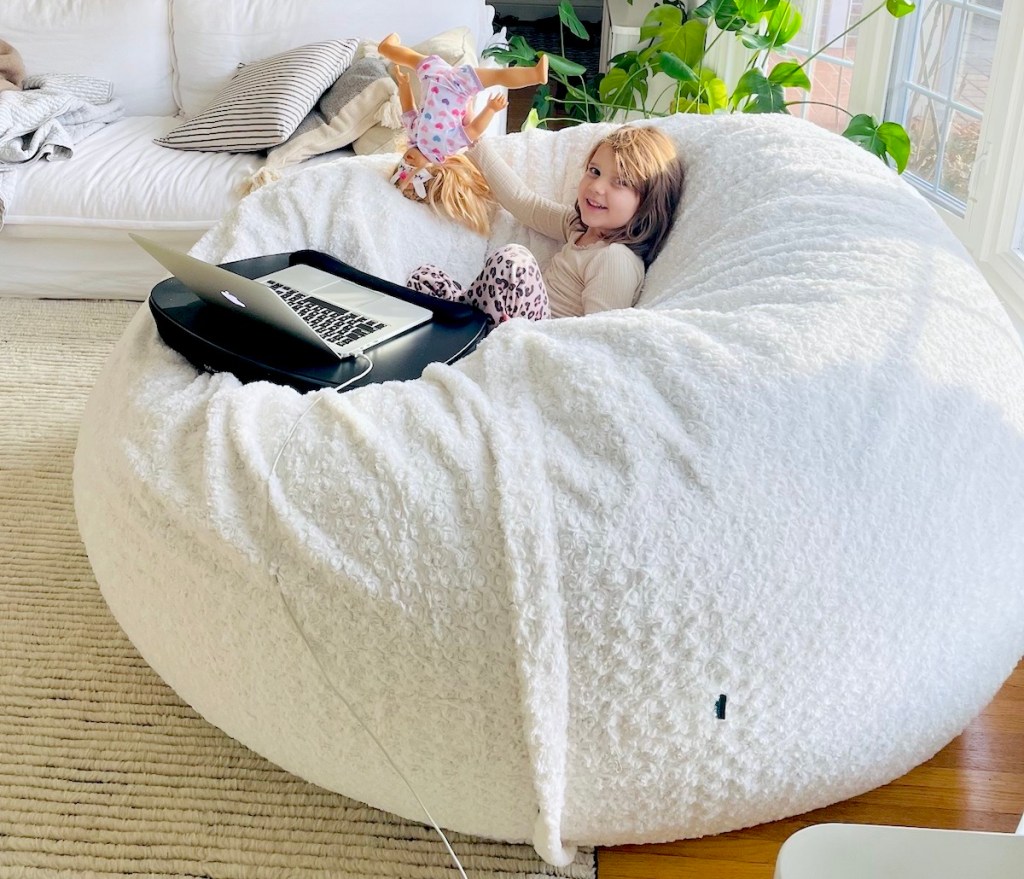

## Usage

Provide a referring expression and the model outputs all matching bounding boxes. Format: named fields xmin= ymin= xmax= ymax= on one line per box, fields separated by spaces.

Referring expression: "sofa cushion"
xmin=0 ymin=0 xmax=175 ymax=116
xmin=155 ymin=40 xmax=357 ymax=152
xmin=8 ymin=114 xmax=348 ymax=230
xmin=170 ymin=0 xmax=496 ymax=118
xmin=9 ymin=117 xmax=260 ymax=227
xmin=2 ymin=116 xmax=258 ymax=299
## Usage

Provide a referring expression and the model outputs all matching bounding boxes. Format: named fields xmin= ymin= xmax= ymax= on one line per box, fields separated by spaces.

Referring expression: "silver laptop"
xmin=131 ymin=234 xmax=432 ymax=359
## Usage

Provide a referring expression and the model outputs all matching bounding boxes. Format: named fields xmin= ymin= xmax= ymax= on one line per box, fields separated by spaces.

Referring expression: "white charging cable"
xmin=263 ymin=356 xmax=469 ymax=879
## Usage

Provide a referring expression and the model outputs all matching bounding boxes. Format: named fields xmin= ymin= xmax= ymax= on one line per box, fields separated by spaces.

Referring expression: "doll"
xmin=377 ymin=32 xmax=548 ymax=235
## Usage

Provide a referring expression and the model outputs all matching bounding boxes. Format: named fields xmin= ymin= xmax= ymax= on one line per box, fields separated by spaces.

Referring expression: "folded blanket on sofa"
xmin=0 ymin=73 xmax=124 ymax=228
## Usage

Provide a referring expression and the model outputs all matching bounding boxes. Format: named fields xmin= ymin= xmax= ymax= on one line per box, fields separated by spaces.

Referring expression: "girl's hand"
xmin=486 ymin=93 xmax=508 ymax=113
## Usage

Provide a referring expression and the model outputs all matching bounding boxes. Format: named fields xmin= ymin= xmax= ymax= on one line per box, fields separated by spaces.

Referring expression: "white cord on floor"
xmin=264 ymin=356 xmax=469 ymax=879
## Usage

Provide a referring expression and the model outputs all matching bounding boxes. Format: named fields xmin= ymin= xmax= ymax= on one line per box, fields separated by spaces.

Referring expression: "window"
xmin=884 ymin=0 xmax=1024 ymax=316
xmin=886 ymin=0 xmax=1003 ymax=214
xmin=613 ymin=0 xmax=1024 ymax=312
xmin=726 ymin=0 xmax=1024 ymax=313
xmin=778 ymin=0 xmax=863 ymax=133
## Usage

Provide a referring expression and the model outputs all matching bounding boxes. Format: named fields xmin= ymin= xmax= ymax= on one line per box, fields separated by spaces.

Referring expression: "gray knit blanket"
xmin=0 ymin=74 xmax=124 ymax=228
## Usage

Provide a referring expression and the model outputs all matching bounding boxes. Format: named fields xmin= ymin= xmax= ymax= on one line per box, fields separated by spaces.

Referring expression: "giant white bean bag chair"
xmin=74 ymin=114 xmax=1024 ymax=865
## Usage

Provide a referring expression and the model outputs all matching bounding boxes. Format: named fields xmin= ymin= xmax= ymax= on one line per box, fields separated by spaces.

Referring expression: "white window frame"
xmin=811 ymin=0 xmax=1024 ymax=319
xmin=846 ymin=5 xmax=901 ymax=119
xmin=935 ymin=1 xmax=1024 ymax=322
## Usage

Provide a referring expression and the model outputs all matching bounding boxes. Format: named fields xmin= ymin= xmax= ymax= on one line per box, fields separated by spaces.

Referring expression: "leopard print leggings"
xmin=406 ymin=244 xmax=551 ymax=329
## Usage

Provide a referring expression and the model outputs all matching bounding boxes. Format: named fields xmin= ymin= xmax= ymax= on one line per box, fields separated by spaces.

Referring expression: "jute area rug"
xmin=0 ymin=298 xmax=596 ymax=879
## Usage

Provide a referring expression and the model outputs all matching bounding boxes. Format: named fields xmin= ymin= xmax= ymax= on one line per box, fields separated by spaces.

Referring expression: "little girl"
xmin=405 ymin=125 xmax=685 ymax=326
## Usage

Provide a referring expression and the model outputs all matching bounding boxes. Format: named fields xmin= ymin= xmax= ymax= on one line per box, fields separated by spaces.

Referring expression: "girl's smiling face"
xmin=577 ymin=143 xmax=641 ymax=237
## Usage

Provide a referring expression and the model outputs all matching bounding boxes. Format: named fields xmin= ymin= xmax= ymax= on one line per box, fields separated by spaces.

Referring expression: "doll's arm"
xmin=391 ymin=64 xmax=416 ymax=114
xmin=462 ymin=92 xmax=506 ymax=143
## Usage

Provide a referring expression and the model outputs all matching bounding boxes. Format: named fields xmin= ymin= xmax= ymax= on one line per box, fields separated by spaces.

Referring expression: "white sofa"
xmin=0 ymin=0 xmax=503 ymax=300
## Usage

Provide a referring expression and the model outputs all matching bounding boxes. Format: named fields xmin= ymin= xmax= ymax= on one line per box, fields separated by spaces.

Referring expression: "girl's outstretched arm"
xmin=467 ymin=139 xmax=569 ymax=240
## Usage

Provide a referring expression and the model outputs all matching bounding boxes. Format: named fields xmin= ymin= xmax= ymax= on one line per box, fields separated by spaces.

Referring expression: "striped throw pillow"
xmin=156 ymin=39 xmax=358 ymax=152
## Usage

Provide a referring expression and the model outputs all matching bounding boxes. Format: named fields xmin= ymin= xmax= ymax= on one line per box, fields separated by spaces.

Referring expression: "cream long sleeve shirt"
xmin=467 ymin=141 xmax=645 ymax=318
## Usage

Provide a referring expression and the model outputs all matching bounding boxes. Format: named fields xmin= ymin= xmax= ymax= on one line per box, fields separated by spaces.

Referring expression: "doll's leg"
xmin=475 ymin=55 xmax=549 ymax=89
xmin=464 ymin=244 xmax=550 ymax=326
xmin=406 ymin=264 xmax=465 ymax=302
xmin=377 ymin=33 xmax=428 ymax=70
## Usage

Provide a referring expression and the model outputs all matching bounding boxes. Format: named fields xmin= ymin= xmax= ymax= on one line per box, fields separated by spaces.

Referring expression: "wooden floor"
xmin=598 ymin=658 xmax=1024 ymax=878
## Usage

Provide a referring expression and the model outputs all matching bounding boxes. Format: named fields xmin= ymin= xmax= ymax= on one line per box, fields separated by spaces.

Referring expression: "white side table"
xmin=775 ymin=824 xmax=1024 ymax=879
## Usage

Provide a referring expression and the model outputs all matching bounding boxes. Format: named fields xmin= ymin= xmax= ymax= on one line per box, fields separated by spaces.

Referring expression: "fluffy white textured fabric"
xmin=75 ymin=114 xmax=1024 ymax=865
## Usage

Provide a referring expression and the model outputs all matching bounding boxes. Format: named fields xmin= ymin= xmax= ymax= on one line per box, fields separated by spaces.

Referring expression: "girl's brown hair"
xmin=572 ymin=125 xmax=685 ymax=268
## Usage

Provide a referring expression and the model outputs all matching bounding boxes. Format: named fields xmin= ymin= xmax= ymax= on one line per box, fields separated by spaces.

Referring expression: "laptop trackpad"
xmin=314 ymin=280 xmax=389 ymax=311
xmin=260 ymin=264 xmax=341 ymax=294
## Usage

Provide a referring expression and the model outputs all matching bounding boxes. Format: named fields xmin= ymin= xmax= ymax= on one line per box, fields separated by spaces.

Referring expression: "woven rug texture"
xmin=0 ymin=298 xmax=596 ymax=879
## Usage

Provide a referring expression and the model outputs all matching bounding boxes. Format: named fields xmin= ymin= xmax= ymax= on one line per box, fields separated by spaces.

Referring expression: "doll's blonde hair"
xmin=398 ymin=153 xmax=494 ymax=236
xmin=572 ymin=125 xmax=685 ymax=268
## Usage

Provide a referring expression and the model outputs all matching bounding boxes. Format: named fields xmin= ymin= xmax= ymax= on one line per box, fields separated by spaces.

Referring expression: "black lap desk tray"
xmin=148 ymin=250 xmax=489 ymax=392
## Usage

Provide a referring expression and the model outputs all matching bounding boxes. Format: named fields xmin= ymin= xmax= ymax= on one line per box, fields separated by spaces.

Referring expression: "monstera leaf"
xmin=843 ymin=114 xmax=912 ymax=172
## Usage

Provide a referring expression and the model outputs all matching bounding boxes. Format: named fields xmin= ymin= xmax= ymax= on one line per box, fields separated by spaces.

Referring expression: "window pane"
xmin=775 ymin=0 xmax=859 ymax=134
xmin=790 ymin=0 xmax=816 ymax=53
xmin=939 ymin=111 xmax=982 ymax=203
xmin=888 ymin=0 xmax=1003 ymax=212
xmin=912 ymin=2 xmax=963 ymax=98
xmin=904 ymin=92 xmax=948 ymax=187
xmin=815 ymin=0 xmax=858 ymax=54
xmin=822 ymin=27 xmax=856 ymax=62
xmin=806 ymin=60 xmax=853 ymax=130
xmin=955 ymin=11 xmax=998 ymax=112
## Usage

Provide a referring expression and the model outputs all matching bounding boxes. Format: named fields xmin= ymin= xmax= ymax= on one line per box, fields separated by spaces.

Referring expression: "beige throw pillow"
xmin=352 ymin=123 xmax=406 ymax=157
xmin=241 ymin=56 xmax=399 ymax=192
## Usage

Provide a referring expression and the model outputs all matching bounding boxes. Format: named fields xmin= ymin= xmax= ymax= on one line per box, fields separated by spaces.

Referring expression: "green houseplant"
xmin=484 ymin=0 xmax=915 ymax=172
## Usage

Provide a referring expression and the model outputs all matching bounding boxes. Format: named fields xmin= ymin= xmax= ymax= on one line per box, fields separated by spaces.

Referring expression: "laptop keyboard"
xmin=267 ymin=279 xmax=386 ymax=347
